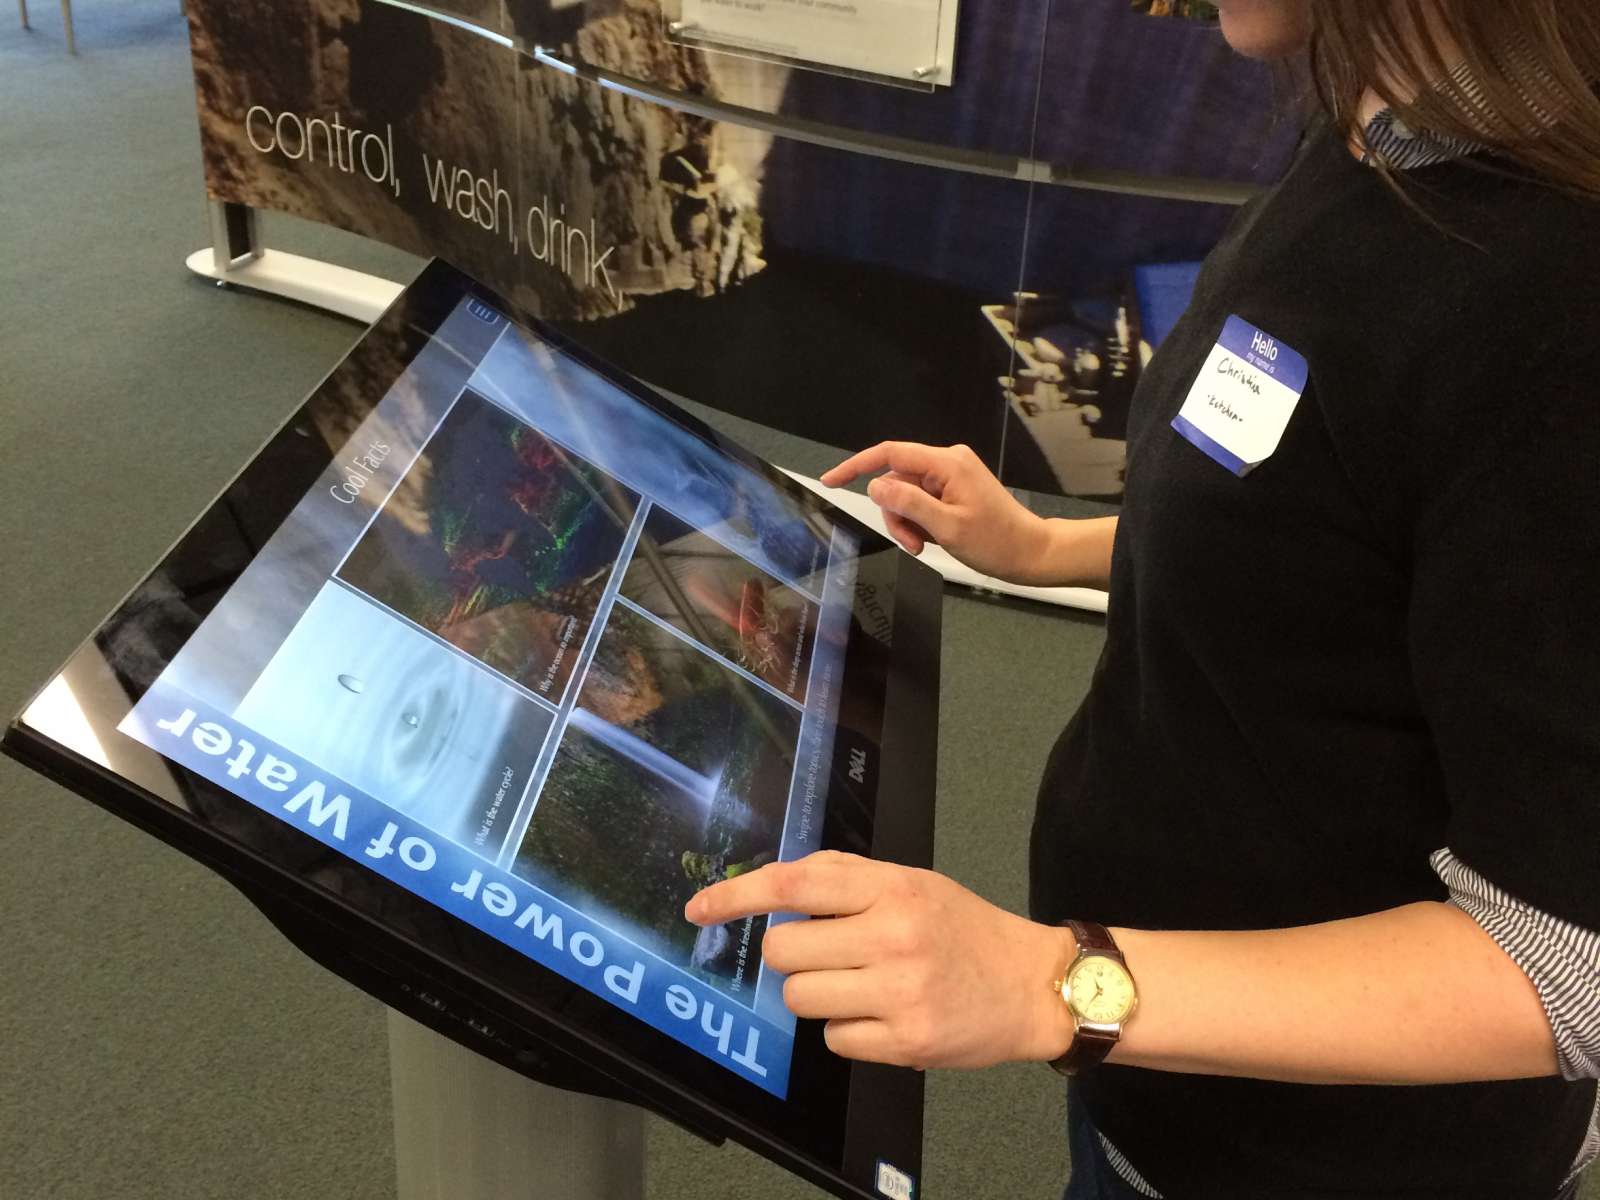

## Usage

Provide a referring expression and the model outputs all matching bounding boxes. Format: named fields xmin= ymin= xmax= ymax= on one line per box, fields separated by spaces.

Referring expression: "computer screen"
xmin=117 ymin=284 xmax=874 ymax=1096
xmin=8 ymin=261 xmax=937 ymax=1199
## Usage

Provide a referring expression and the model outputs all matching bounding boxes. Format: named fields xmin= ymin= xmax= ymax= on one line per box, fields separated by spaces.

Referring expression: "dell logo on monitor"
xmin=875 ymin=1161 xmax=915 ymax=1200
xmin=466 ymin=299 xmax=501 ymax=325
xmin=848 ymin=748 xmax=868 ymax=784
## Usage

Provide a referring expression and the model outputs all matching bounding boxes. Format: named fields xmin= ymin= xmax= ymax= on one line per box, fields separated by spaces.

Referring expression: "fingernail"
xmin=685 ymin=897 xmax=703 ymax=924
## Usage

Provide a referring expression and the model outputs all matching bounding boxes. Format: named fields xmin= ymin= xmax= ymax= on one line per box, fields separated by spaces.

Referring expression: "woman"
xmin=688 ymin=2 xmax=1600 ymax=1196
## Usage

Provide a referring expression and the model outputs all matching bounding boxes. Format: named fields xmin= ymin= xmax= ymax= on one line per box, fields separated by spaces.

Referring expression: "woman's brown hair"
xmin=1306 ymin=0 xmax=1600 ymax=198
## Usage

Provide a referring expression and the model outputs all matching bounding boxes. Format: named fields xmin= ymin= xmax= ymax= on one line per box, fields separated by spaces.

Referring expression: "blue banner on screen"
xmin=123 ymin=684 xmax=793 ymax=1092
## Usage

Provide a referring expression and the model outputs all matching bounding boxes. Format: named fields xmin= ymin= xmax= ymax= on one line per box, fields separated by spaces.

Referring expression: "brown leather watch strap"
xmin=1066 ymin=919 xmax=1121 ymax=958
xmin=1050 ymin=1024 xmax=1119 ymax=1077
xmin=1049 ymin=920 xmax=1126 ymax=1078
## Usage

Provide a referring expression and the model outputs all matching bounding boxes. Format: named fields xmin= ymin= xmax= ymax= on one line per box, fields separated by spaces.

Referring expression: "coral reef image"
xmin=338 ymin=389 xmax=639 ymax=698
xmin=474 ymin=320 xmax=837 ymax=588
xmin=515 ymin=605 xmax=799 ymax=996
xmin=621 ymin=506 xmax=818 ymax=702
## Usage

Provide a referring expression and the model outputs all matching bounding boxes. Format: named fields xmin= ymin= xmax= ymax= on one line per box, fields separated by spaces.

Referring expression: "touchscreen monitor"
xmin=5 ymin=260 xmax=941 ymax=1200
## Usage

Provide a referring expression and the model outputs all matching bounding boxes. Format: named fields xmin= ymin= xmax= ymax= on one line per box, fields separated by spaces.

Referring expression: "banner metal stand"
xmin=187 ymin=199 xmax=1108 ymax=615
xmin=187 ymin=200 xmax=404 ymax=325
xmin=387 ymin=1010 xmax=646 ymax=1200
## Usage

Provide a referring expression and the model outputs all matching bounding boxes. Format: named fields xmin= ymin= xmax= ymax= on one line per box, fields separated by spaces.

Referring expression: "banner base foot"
xmin=185 ymin=247 xmax=405 ymax=325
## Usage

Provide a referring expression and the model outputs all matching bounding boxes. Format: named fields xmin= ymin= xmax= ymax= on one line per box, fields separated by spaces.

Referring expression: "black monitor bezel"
xmin=3 ymin=259 xmax=940 ymax=1200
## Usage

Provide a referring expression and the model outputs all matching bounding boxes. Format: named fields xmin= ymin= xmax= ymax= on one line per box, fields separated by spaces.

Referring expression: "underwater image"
xmin=235 ymin=581 xmax=553 ymax=850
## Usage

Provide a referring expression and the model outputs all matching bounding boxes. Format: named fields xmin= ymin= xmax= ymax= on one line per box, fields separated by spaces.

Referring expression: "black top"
xmin=1031 ymin=121 xmax=1600 ymax=1197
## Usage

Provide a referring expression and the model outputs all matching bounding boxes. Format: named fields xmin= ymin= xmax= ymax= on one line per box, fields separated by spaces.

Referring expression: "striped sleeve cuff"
xmin=1096 ymin=1131 xmax=1164 ymax=1198
xmin=1431 ymin=848 xmax=1600 ymax=1082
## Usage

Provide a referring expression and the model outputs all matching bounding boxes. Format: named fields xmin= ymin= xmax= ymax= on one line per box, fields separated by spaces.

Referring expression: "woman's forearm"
xmin=1106 ymin=902 xmax=1561 ymax=1085
xmin=687 ymin=855 xmax=1566 ymax=1083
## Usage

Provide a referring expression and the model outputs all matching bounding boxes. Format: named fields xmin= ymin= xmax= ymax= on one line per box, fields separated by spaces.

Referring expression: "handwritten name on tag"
xmin=1172 ymin=316 xmax=1308 ymax=477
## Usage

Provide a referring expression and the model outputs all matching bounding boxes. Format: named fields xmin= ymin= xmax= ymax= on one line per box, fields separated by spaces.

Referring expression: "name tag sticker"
xmin=1172 ymin=315 xmax=1308 ymax=477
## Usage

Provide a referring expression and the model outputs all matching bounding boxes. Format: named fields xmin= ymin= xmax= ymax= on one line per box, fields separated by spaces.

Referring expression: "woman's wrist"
xmin=1025 ymin=517 xmax=1117 ymax=589
xmin=1019 ymin=920 xmax=1081 ymax=1063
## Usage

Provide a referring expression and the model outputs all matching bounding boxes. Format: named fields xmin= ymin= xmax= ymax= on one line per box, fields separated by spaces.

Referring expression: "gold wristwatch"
xmin=1049 ymin=919 xmax=1138 ymax=1076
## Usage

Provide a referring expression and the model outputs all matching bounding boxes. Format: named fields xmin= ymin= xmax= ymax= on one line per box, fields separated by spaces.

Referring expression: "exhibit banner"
xmin=184 ymin=0 xmax=1298 ymax=500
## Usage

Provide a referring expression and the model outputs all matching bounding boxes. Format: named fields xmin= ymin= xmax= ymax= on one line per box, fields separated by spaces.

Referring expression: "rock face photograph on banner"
xmin=426 ymin=0 xmax=512 ymax=32
xmin=184 ymin=0 xmax=1296 ymax=499
xmin=189 ymin=0 xmax=523 ymax=292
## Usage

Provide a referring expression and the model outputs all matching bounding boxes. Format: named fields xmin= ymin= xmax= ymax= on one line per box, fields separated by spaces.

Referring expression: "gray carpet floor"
xmin=2 ymin=6 xmax=1592 ymax=1200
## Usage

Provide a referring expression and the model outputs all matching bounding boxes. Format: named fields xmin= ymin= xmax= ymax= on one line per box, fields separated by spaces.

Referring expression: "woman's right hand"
xmin=821 ymin=442 xmax=1112 ymax=587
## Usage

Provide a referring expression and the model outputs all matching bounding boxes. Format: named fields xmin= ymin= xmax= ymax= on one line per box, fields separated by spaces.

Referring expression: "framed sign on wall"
xmin=665 ymin=0 xmax=961 ymax=87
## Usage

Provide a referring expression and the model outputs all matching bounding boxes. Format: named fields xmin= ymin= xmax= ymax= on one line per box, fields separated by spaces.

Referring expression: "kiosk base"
xmin=389 ymin=1010 xmax=646 ymax=1200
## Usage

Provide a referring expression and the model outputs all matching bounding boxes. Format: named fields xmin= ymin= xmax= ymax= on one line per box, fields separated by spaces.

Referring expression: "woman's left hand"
xmin=686 ymin=850 xmax=1076 ymax=1070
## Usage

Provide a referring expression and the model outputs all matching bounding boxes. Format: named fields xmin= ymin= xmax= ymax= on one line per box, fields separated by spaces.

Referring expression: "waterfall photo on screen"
xmin=515 ymin=603 xmax=800 ymax=1000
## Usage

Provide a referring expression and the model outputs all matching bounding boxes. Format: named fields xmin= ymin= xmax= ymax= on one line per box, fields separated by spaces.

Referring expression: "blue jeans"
xmin=1064 ymin=1093 xmax=1152 ymax=1200
xmin=1064 ymin=1091 xmax=1586 ymax=1200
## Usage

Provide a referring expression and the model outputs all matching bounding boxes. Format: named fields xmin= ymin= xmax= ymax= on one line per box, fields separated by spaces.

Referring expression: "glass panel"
xmin=1000 ymin=0 xmax=1302 ymax=498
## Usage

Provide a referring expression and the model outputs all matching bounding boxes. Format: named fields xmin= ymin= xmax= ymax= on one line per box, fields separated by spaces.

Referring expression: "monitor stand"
xmin=389 ymin=1010 xmax=644 ymax=1200
xmin=233 ymin=880 xmax=720 ymax=1199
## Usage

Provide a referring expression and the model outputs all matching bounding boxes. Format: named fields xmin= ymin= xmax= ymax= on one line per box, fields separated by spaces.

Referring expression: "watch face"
xmin=1066 ymin=956 xmax=1136 ymax=1025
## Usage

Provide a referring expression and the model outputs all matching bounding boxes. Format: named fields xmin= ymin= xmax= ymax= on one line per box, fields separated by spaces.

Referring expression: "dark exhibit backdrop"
xmin=185 ymin=0 xmax=1299 ymax=498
